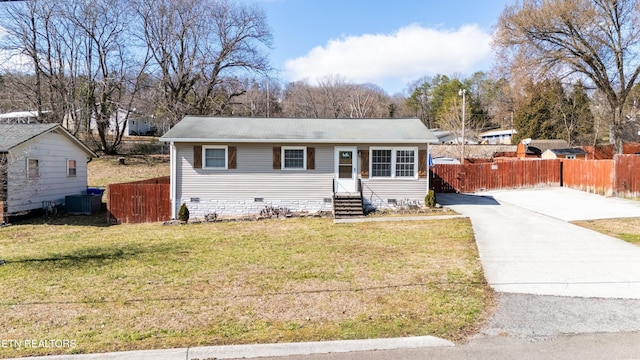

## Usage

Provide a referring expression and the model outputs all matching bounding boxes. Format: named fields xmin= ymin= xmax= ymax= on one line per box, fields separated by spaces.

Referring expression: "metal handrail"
xmin=360 ymin=180 xmax=385 ymax=207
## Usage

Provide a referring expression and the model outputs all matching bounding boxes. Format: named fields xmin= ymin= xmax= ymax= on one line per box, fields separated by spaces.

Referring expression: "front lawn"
xmin=0 ymin=217 xmax=493 ymax=358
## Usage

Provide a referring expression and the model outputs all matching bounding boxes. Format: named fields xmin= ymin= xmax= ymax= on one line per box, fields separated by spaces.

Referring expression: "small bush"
xmin=177 ymin=203 xmax=190 ymax=222
xmin=425 ymin=190 xmax=437 ymax=208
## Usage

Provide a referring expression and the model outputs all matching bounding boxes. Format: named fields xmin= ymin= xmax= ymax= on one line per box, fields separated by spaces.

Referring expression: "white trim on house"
xmin=281 ymin=146 xmax=307 ymax=170
xmin=170 ymin=141 xmax=177 ymax=219
xmin=368 ymin=146 xmax=418 ymax=180
xmin=334 ymin=146 xmax=357 ymax=193
xmin=202 ymin=145 xmax=228 ymax=170
xmin=163 ymin=137 xmax=430 ymax=144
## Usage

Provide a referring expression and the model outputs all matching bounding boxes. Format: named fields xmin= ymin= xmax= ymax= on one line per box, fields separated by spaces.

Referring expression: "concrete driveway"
xmin=437 ymin=187 xmax=640 ymax=299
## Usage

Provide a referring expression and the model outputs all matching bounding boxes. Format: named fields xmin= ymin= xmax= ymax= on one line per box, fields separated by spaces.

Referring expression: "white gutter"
xmin=159 ymin=138 xmax=440 ymax=144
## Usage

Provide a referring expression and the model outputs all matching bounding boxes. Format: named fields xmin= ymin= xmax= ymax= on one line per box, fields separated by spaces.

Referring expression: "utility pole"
xmin=459 ymin=89 xmax=466 ymax=165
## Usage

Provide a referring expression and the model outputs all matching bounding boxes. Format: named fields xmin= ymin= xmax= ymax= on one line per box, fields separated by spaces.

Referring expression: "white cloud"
xmin=284 ymin=24 xmax=493 ymax=93
xmin=0 ymin=27 xmax=32 ymax=73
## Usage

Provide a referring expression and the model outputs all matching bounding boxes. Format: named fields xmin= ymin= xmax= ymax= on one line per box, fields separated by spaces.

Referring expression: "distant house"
xmin=0 ymin=124 xmax=96 ymax=222
xmin=542 ymin=148 xmax=588 ymax=160
xmin=431 ymin=129 xmax=456 ymax=144
xmin=160 ymin=117 xmax=439 ymax=218
xmin=480 ymin=129 xmax=516 ymax=144
xmin=0 ymin=111 xmax=50 ymax=124
xmin=517 ymin=139 xmax=570 ymax=158
xmin=63 ymin=108 xmax=156 ymax=137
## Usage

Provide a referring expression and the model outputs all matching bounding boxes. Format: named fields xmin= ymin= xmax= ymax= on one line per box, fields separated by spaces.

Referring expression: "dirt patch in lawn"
xmin=573 ymin=217 xmax=640 ymax=245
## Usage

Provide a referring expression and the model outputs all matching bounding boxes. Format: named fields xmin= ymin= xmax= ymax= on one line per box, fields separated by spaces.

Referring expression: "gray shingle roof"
xmin=160 ymin=116 xmax=438 ymax=144
xmin=0 ymin=123 xmax=96 ymax=157
xmin=0 ymin=123 xmax=58 ymax=152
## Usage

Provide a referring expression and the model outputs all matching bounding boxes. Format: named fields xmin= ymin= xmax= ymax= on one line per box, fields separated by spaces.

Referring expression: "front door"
xmin=335 ymin=147 xmax=357 ymax=193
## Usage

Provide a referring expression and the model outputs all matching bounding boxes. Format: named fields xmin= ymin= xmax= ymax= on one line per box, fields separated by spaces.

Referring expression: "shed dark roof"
xmin=547 ymin=148 xmax=588 ymax=156
xmin=529 ymin=140 xmax=569 ymax=153
xmin=161 ymin=117 xmax=439 ymax=144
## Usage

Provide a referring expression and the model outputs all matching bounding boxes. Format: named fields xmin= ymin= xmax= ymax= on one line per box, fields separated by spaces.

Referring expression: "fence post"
xmin=559 ymin=161 xmax=564 ymax=187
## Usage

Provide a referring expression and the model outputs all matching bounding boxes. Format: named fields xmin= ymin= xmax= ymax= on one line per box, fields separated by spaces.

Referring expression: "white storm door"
xmin=335 ymin=147 xmax=357 ymax=192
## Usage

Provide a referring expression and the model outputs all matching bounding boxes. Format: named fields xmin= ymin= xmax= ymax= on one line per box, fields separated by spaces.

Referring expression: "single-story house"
xmin=160 ymin=117 xmax=439 ymax=218
xmin=517 ymin=139 xmax=570 ymax=158
xmin=63 ymin=108 xmax=156 ymax=137
xmin=541 ymin=148 xmax=588 ymax=160
xmin=431 ymin=129 xmax=456 ymax=144
xmin=0 ymin=123 xmax=96 ymax=222
xmin=0 ymin=111 xmax=51 ymax=124
xmin=480 ymin=129 xmax=516 ymax=144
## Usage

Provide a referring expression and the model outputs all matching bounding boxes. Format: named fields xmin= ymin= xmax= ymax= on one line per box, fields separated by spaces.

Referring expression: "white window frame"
xmin=202 ymin=145 xmax=228 ymax=170
xmin=282 ymin=146 xmax=307 ymax=170
xmin=369 ymin=147 xmax=418 ymax=179
xmin=565 ymin=154 xmax=577 ymax=160
xmin=370 ymin=148 xmax=393 ymax=178
xmin=67 ymin=159 xmax=77 ymax=177
xmin=27 ymin=158 xmax=39 ymax=180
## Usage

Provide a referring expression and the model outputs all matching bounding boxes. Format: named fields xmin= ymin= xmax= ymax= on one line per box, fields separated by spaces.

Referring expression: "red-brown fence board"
xmin=430 ymin=160 xmax=561 ymax=193
xmin=562 ymin=159 xmax=614 ymax=195
xmin=615 ymin=155 xmax=640 ymax=197
xmin=431 ymin=156 xmax=640 ymax=198
xmin=107 ymin=176 xmax=171 ymax=224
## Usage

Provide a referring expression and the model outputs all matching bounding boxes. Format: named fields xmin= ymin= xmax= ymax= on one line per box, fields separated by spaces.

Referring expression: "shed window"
xmin=203 ymin=146 xmax=227 ymax=169
xmin=282 ymin=147 xmax=306 ymax=169
xmin=27 ymin=158 xmax=39 ymax=179
xmin=67 ymin=159 xmax=77 ymax=177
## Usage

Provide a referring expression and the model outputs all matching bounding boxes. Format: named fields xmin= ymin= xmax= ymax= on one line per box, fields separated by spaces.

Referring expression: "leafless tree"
xmin=282 ymin=76 xmax=394 ymax=118
xmin=1 ymin=0 xmax=151 ymax=154
xmin=494 ymin=0 xmax=640 ymax=153
xmin=134 ymin=0 xmax=272 ymax=126
xmin=70 ymin=0 xmax=151 ymax=153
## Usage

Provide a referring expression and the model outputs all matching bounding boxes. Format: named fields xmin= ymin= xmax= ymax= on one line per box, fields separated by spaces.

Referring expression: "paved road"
xmin=248 ymin=332 xmax=640 ymax=360
xmin=437 ymin=187 xmax=640 ymax=298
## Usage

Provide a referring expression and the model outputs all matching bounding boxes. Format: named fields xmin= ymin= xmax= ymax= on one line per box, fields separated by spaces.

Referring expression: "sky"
xmin=0 ymin=0 xmax=514 ymax=96
xmin=252 ymin=0 xmax=513 ymax=95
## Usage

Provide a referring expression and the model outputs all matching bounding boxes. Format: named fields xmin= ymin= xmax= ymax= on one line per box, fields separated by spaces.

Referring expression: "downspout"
xmin=0 ymin=152 xmax=6 ymax=224
xmin=426 ymin=143 xmax=430 ymax=195
xmin=170 ymin=141 xmax=177 ymax=219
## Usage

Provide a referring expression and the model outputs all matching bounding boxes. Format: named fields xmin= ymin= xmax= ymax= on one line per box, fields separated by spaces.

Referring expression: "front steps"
xmin=333 ymin=194 xmax=364 ymax=219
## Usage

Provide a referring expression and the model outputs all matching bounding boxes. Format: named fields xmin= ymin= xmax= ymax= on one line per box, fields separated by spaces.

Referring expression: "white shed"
xmin=0 ymin=124 xmax=96 ymax=222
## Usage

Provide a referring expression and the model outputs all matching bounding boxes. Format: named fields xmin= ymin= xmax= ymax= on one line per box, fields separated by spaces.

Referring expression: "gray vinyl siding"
xmin=360 ymin=178 xmax=427 ymax=205
xmin=176 ymin=142 xmax=428 ymax=208
xmin=6 ymin=131 xmax=89 ymax=213
xmin=176 ymin=143 xmax=335 ymax=201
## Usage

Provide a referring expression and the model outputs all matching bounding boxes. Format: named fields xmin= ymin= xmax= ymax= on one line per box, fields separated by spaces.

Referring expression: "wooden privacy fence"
xmin=107 ymin=176 xmax=171 ymax=224
xmin=431 ymin=155 xmax=640 ymax=197
xmin=562 ymin=159 xmax=614 ymax=195
xmin=563 ymin=155 xmax=640 ymax=197
xmin=431 ymin=160 xmax=561 ymax=193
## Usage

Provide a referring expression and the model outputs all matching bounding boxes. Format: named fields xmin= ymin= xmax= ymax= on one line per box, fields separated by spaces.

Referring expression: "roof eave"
xmin=160 ymin=137 xmax=438 ymax=144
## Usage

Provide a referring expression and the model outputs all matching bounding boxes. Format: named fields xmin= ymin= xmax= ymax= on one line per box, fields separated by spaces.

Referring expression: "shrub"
xmin=177 ymin=203 xmax=190 ymax=222
xmin=425 ymin=190 xmax=437 ymax=208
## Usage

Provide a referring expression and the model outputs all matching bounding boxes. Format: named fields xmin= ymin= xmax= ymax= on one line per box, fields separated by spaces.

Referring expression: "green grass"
xmin=0 ymin=216 xmax=493 ymax=358
xmin=574 ymin=218 xmax=640 ymax=246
